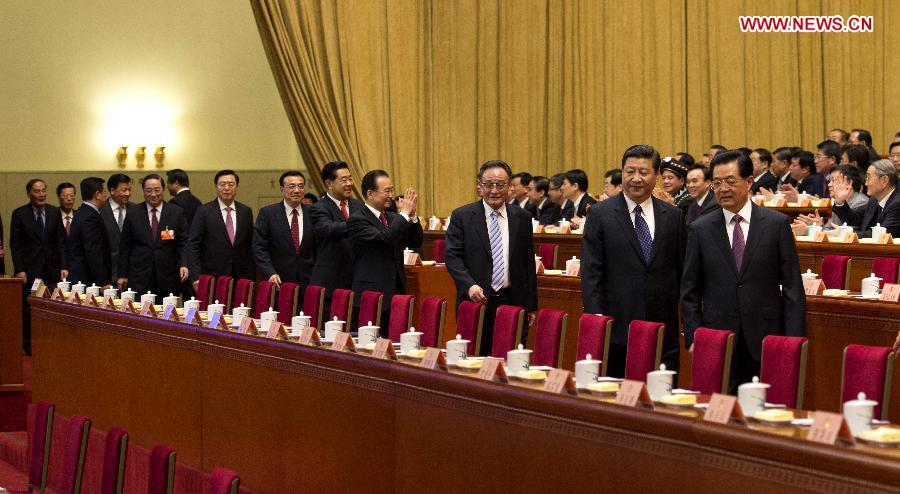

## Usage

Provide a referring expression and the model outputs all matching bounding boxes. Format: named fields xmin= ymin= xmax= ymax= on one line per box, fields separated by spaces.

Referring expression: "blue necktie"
xmin=489 ymin=210 xmax=505 ymax=292
xmin=633 ymin=205 xmax=652 ymax=263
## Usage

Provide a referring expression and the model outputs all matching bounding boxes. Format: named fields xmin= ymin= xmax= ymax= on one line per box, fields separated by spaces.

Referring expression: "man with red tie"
xmin=56 ymin=182 xmax=77 ymax=238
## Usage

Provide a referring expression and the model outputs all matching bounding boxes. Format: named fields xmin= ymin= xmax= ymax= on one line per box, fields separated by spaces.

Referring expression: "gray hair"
xmin=871 ymin=159 xmax=898 ymax=186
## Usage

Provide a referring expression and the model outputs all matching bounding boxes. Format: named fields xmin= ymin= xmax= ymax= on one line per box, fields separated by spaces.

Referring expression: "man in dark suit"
xmin=682 ymin=150 xmax=806 ymax=391
xmin=830 ymin=159 xmax=900 ymax=238
xmin=253 ymin=171 xmax=317 ymax=291
xmin=166 ymin=169 xmax=203 ymax=225
xmin=764 ymin=147 xmax=797 ymax=193
xmin=446 ymin=160 xmax=537 ymax=356
xmin=348 ymin=170 xmax=423 ymax=328
xmin=116 ymin=174 xmax=189 ymax=297
xmin=782 ymin=150 xmax=823 ymax=199
xmin=685 ymin=165 xmax=720 ymax=225
xmin=560 ymin=169 xmax=597 ymax=229
xmin=56 ymin=182 xmax=77 ymax=238
xmin=187 ymin=170 xmax=255 ymax=287
xmin=309 ymin=161 xmax=364 ymax=304
xmin=67 ymin=177 xmax=112 ymax=288
xmin=750 ymin=148 xmax=778 ymax=194
xmin=509 ymin=172 xmax=534 ymax=213
xmin=527 ymin=176 xmax=561 ymax=225
xmin=11 ymin=179 xmax=68 ymax=354
xmin=581 ymin=145 xmax=685 ymax=377
xmin=100 ymin=173 xmax=132 ymax=282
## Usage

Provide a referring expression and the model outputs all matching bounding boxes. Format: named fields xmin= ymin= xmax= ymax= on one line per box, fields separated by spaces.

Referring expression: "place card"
xmin=331 ymin=331 xmax=355 ymax=352
xmin=477 ymin=358 xmax=508 ymax=383
xmin=35 ymin=285 xmax=50 ymax=298
xmin=841 ymin=232 xmax=859 ymax=243
xmin=140 ymin=300 xmax=157 ymax=317
xmin=420 ymin=347 xmax=446 ymax=370
xmin=123 ymin=300 xmax=138 ymax=314
xmin=298 ymin=326 xmax=320 ymax=346
xmin=87 ymin=295 xmax=101 ymax=308
xmin=813 ymin=231 xmax=829 ymax=242
xmin=616 ymin=380 xmax=652 ymax=408
xmin=265 ymin=321 xmax=288 ymax=340
xmin=703 ymin=393 xmax=745 ymax=424
xmin=404 ymin=252 xmax=421 ymax=266
xmin=207 ymin=311 xmax=228 ymax=330
xmin=30 ymin=278 xmax=44 ymax=292
xmin=184 ymin=307 xmax=199 ymax=325
xmin=878 ymin=233 xmax=895 ymax=245
xmin=803 ymin=279 xmax=825 ymax=296
xmin=237 ymin=316 xmax=258 ymax=335
xmin=543 ymin=369 xmax=577 ymax=395
xmin=807 ymin=411 xmax=854 ymax=445
xmin=565 ymin=263 xmax=581 ymax=277
xmin=535 ymin=261 xmax=544 ymax=274
xmin=162 ymin=304 xmax=179 ymax=321
xmin=103 ymin=296 xmax=117 ymax=310
xmin=880 ymin=283 xmax=900 ymax=302
xmin=51 ymin=287 xmax=64 ymax=301
xmin=66 ymin=290 xmax=81 ymax=304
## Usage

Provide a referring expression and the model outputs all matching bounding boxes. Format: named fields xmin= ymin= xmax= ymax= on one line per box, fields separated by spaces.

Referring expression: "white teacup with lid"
xmin=565 ymin=256 xmax=580 ymax=275
xmin=323 ymin=316 xmax=344 ymax=341
xmin=358 ymin=321 xmax=380 ymax=347
xmin=183 ymin=296 xmax=201 ymax=312
xmin=806 ymin=224 xmax=822 ymax=237
xmin=837 ymin=223 xmax=854 ymax=239
xmin=72 ymin=281 xmax=86 ymax=295
xmin=428 ymin=216 xmax=441 ymax=230
xmin=646 ymin=363 xmax=676 ymax=400
xmin=843 ymin=392 xmax=878 ymax=436
xmin=291 ymin=312 xmax=311 ymax=333
xmin=163 ymin=293 xmax=179 ymax=311
xmin=103 ymin=287 xmax=118 ymax=299
xmin=797 ymin=192 xmax=810 ymax=204
xmin=801 ymin=269 xmax=818 ymax=282
xmin=738 ymin=376 xmax=770 ymax=416
xmin=506 ymin=344 xmax=532 ymax=375
xmin=232 ymin=303 xmax=250 ymax=327
xmin=861 ymin=273 xmax=882 ymax=298
xmin=872 ymin=223 xmax=887 ymax=243
xmin=575 ymin=354 xmax=601 ymax=387
xmin=772 ymin=192 xmax=786 ymax=203
xmin=57 ymin=279 xmax=71 ymax=293
xmin=400 ymin=327 xmax=422 ymax=355
xmin=86 ymin=283 xmax=101 ymax=298
xmin=207 ymin=300 xmax=225 ymax=317
xmin=121 ymin=288 xmax=136 ymax=304
xmin=140 ymin=291 xmax=156 ymax=307
xmin=445 ymin=334 xmax=469 ymax=364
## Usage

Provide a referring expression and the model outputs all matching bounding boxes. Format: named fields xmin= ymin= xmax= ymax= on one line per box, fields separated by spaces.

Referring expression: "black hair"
xmin=214 ymin=169 xmax=239 ymax=185
xmin=321 ymin=161 xmax=350 ymax=183
xmin=511 ymin=172 xmax=533 ymax=187
xmin=26 ymin=179 xmax=45 ymax=192
xmin=829 ymin=128 xmax=849 ymax=142
xmin=142 ymin=173 xmax=165 ymax=188
xmin=689 ymin=164 xmax=712 ymax=181
xmin=621 ymin=145 xmax=661 ymax=171
xmin=773 ymin=147 xmax=793 ymax=163
xmin=279 ymin=170 xmax=306 ymax=187
xmin=532 ymin=176 xmax=549 ymax=195
xmin=303 ymin=193 xmax=319 ymax=203
xmin=604 ymin=169 xmax=622 ymax=186
xmin=710 ymin=150 xmax=753 ymax=178
xmin=834 ymin=164 xmax=864 ymax=192
xmin=795 ymin=151 xmax=815 ymax=172
xmin=563 ymin=169 xmax=589 ymax=192
xmin=710 ymin=144 xmax=727 ymax=154
xmin=753 ymin=148 xmax=772 ymax=165
xmin=80 ymin=177 xmax=105 ymax=201
xmin=166 ymin=169 xmax=189 ymax=187
xmin=549 ymin=173 xmax=565 ymax=188
xmin=107 ymin=173 xmax=131 ymax=190
xmin=889 ymin=141 xmax=900 ymax=152
xmin=852 ymin=128 xmax=873 ymax=146
xmin=817 ymin=140 xmax=841 ymax=165
xmin=675 ymin=152 xmax=695 ymax=168
xmin=56 ymin=182 xmax=75 ymax=196
xmin=842 ymin=144 xmax=871 ymax=169
xmin=361 ymin=170 xmax=390 ymax=197
xmin=735 ymin=147 xmax=753 ymax=157
xmin=477 ymin=160 xmax=512 ymax=181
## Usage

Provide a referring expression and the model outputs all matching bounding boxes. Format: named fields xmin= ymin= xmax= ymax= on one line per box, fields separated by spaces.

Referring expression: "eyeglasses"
xmin=890 ymin=153 xmax=900 ymax=160
xmin=479 ymin=181 xmax=508 ymax=190
xmin=710 ymin=177 xmax=743 ymax=190
xmin=865 ymin=173 xmax=885 ymax=182
xmin=283 ymin=184 xmax=305 ymax=191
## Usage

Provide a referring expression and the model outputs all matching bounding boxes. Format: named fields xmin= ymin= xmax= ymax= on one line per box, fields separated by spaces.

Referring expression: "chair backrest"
xmin=28 ymin=400 xmax=55 ymax=492
xmin=491 ymin=305 xmax=525 ymax=358
xmin=275 ymin=283 xmax=299 ymax=324
xmin=760 ymin=335 xmax=808 ymax=409
xmin=253 ymin=280 xmax=278 ymax=324
xmin=871 ymin=257 xmax=900 ymax=287
xmin=388 ymin=295 xmax=415 ymax=342
xmin=195 ymin=275 xmax=214 ymax=311
xmin=689 ymin=327 xmax=736 ymax=395
xmin=100 ymin=426 xmax=129 ymax=494
xmin=330 ymin=289 xmax=355 ymax=324
xmin=455 ymin=301 xmax=485 ymax=355
xmin=231 ymin=279 xmax=254 ymax=312
xmin=214 ymin=276 xmax=234 ymax=310
xmin=206 ymin=467 xmax=240 ymax=494
xmin=59 ymin=414 xmax=91 ymax=494
xmin=533 ymin=309 xmax=568 ymax=368
xmin=841 ymin=344 xmax=894 ymax=420
xmin=358 ymin=291 xmax=384 ymax=329
xmin=432 ymin=239 xmax=446 ymax=263
xmin=418 ymin=298 xmax=447 ymax=348
xmin=576 ymin=314 xmax=613 ymax=376
xmin=820 ymin=255 xmax=852 ymax=290
xmin=625 ymin=320 xmax=664 ymax=381
xmin=148 ymin=444 xmax=176 ymax=494
xmin=302 ymin=285 xmax=326 ymax=330
xmin=538 ymin=243 xmax=559 ymax=269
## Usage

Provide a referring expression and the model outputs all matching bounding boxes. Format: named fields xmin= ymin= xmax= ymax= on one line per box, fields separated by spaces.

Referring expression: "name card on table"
xmin=477 ymin=358 xmax=508 ymax=383
xmin=331 ymin=331 xmax=355 ymax=352
xmin=103 ymin=296 xmax=117 ymax=310
xmin=140 ymin=300 xmax=157 ymax=317
xmin=881 ymin=284 xmax=900 ymax=302
xmin=616 ymin=380 xmax=653 ymax=408
xmin=265 ymin=320 xmax=288 ymax=339
xmin=51 ymin=287 xmax=64 ymax=301
xmin=66 ymin=290 xmax=81 ymax=304
xmin=30 ymin=278 xmax=44 ymax=292
xmin=162 ymin=304 xmax=178 ymax=321
xmin=565 ymin=263 xmax=581 ymax=277
xmin=298 ymin=326 xmax=320 ymax=346
xmin=404 ymin=252 xmax=421 ymax=266
xmin=420 ymin=347 xmax=447 ymax=370
xmin=535 ymin=262 xmax=544 ymax=274
xmin=807 ymin=411 xmax=855 ymax=445
xmin=879 ymin=233 xmax=895 ymax=245
xmin=87 ymin=295 xmax=101 ymax=308
xmin=543 ymin=369 xmax=577 ymax=395
xmin=237 ymin=317 xmax=258 ymax=335
xmin=35 ymin=284 xmax=50 ymax=298
xmin=703 ymin=393 xmax=745 ymax=424
xmin=372 ymin=338 xmax=396 ymax=360
xmin=123 ymin=300 xmax=138 ymax=314
xmin=207 ymin=311 xmax=228 ymax=330
xmin=803 ymin=279 xmax=825 ymax=296
xmin=813 ymin=231 xmax=829 ymax=243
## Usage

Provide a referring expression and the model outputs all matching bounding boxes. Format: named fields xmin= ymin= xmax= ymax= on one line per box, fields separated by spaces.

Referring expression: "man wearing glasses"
xmin=682 ymin=150 xmax=805 ymax=392
xmin=445 ymin=160 xmax=537 ymax=356
xmin=830 ymin=159 xmax=900 ymax=238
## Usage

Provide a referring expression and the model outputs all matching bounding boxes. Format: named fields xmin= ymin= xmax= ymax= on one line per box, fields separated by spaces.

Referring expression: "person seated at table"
xmin=841 ymin=143 xmax=871 ymax=170
xmin=685 ymin=165 xmax=719 ymax=225
xmin=660 ymin=157 xmax=692 ymax=214
xmin=815 ymin=140 xmax=841 ymax=197
xmin=829 ymin=159 xmax=900 ymax=238
xmin=750 ymin=148 xmax=778 ymax=194
xmin=599 ymin=169 xmax=622 ymax=201
xmin=546 ymin=173 xmax=566 ymax=225
xmin=791 ymin=165 xmax=868 ymax=235
xmin=528 ymin=176 xmax=561 ymax=225
xmin=560 ymin=169 xmax=597 ymax=230
xmin=779 ymin=150 xmax=823 ymax=202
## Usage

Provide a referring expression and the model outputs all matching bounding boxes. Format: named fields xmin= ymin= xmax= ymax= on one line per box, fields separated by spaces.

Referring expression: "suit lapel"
xmin=612 ymin=194 xmax=648 ymax=265
xmin=739 ymin=204 xmax=766 ymax=277
xmin=860 ymin=198 xmax=878 ymax=232
xmin=710 ymin=212 xmax=738 ymax=279
xmin=647 ymin=198 xmax=666 ymax=265
xmin=474 ymin=202 xmax=492 ymax=257
xmin=506 ymin=206 xmax=519 ymax=261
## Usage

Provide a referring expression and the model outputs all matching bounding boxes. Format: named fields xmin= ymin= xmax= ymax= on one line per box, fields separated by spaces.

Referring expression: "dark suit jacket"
xmin=537 ymin=200 xmax=562 ymax=226
xmin=750 ymin=171 xmax=779 ymax=194
xmin=796 ymin=174 xmax=824 ymax=196
xmin=253 ymin=203 xmax=316 ymax=287
xmin=445 ymin=201 xmax=537 ymax=312
xmin=170 ymin=189 xmax=203 ymax=225
xmin=580 ymin=193 xmax=685 ymax=348
xmin=118 ymin=202 xmax=188 ymax=295
xmin=10 ymin=204 xmax=66 ymax=282
xmin=309 ymin=196 xmax=364 ymax=296
xmin=685 ymin=192 xmax=720 ymax=226
xmin=776 ymin=173 xmax=797 ymax=189
xmin=681 ymin=203 xmax=806 ymax=360
xmin=348 ymin=207 xmax=423 ymax=302
xmin=67 ymin=204 xmax=112 ymax=286
xmin=832 ymin=188 xmax=900 ymax=238
xmin=561 ymin=194 xmax=597 ymax=220
xmin=100 ymin=201 xmax=131 ymax=280
xmin=187 ymin=200 xmax=255 ymax=282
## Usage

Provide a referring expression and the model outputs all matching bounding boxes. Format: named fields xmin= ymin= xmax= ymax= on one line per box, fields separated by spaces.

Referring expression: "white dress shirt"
xmin=111 ymin=201 xmax=127 ymax=225
xmin=623 ymin=194 xmax=656 ymax=240
xmin=696 ymin=190 xmax=710 ymax=208
xmin=723 ymin=199 xmax=753 ymax=245
xmin=218 ymin=198 xmax=236 ymax=227
xmin=483 ymin=200 xmax=510 ymax=288
xmin=284 ymin=201 xmax=304 ymax=246
xmin=572 ymin=192 xmax=587 ymax=215
xmin=147 ymin=202 xmax=163 ymax=228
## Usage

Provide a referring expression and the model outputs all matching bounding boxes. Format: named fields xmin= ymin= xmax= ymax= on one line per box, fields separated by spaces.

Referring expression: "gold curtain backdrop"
xmin=251 ymin=0 xmax=900 ymax=216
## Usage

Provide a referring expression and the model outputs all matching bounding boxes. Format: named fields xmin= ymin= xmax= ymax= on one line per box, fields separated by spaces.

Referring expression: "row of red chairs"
xmin=820 ymin=255 xmax=900 ymax=290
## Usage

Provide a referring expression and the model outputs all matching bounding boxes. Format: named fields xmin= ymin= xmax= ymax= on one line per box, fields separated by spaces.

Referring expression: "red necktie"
xmin=340 ymin=200 xmax=349 ymax=220
xmin=150 ymin=208 xmax=159 ymax=239
xmin=290 ymin=209 xmax=300 ymax=254
xmin=379 ymin=211 xmax=388 ymax=227
xmin=64 ymin=215 xmax=71 ymax=236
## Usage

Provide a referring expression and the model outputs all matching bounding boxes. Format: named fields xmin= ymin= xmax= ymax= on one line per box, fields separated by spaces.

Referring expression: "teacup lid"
xmin=190 ymin=296 xmax=196 ymax=301
xmin=146 ymin=291 xmax=152 ymax=295
xmin=168 ymin=293 xmax=175 ymax=297
xmin=648 ymin=363 xmax=676 ymax=375
xmin=239 ymin=303 xmax=245 ymax=308
xmin=90 ymin=283 xmax=97 ymax=287
xmin=876 ymin=223 xmax=883 ymax=228
xmin=865 ymin=272 xmax=882 ymax=281
xmin=508 ymin=343 xmax=531 ymax=354
xmin=214 ymin=300 xmax=220 ymax=305
xmin=739 ymin=376 xmax=770 ymax=390
xmin=453 ymin=334 xmax=469 ymax=343
xmin=845 ymin=392 xmax=878 ymax=407
xmin=577 ymin=353 xmax=601 ymax=364
xmin=406 ymin=326 xmax=421 ymax=334
xmin=842 ymin=222 xmax=849 ymax=227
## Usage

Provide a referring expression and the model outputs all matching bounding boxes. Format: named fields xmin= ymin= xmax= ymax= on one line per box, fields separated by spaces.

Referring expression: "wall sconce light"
xmin=116 ymin=146 xmax=128 ymax=168
xmin=154 ymin=146 xmax=166 ymax=168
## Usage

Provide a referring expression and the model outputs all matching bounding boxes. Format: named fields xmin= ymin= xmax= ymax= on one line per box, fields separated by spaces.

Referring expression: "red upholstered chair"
xmin=275 ymin=282 xmax=299 ymax=324
xmin=100 ymin=426 xmax=128 ymax=494
xmin=214 ymin=276 xmax=234 ymax=310
xmin=206 ymin=467 xmax=240 ymax=494
xmin=432 ymin=239 xmax=446 ymax=263
xmin=533 ymin=309 xmax=568 ymax=368
xmin=302 ymin=285 xmax=326 ymax=330
xmin=760 ymin=335 xmax=808 ymax=409
xmin=231 ymin=279 xmax=254 ymax=312
xmin=841 ymin=344 xmax=894 ymax=420
xmin=28 ymin=401 xmax=55 ymax=493
xmin=538 ymin=243 xmax=559 ymax=269
xmin=491 ymin=305 xmax=525 ymax=358
xmin=388 ymin=295 xmax=415 ymax=342
xmin=624 ymin=320 xmax=664 ymax=382
xmin=252 ymin=281 xmax=277 ymax=319
xmin=689 ymin=327 xmax=735 ymax=395
xmin=871 ymin=257 xmax=900 ymax=287
xmin=147 ymin=444 xmax=176 ymax=494
xmin=57 ymin=414 xmax=91 ymax=494
xmin=417 ymin=297 xmax=447 ymax=348
xmin=195 ymin=275 xmax=214 ymax=311
xmin=330 ymin=289 xmax=355 ymax=324
xmin=455 ymin=301 xmax=485 ymax=356
xmin=576 ymin=314 xmax=613 ymax=376
xmin=820 ymin=255 xmax=852 ymax=290
xmin=358 ymin=291 xmax=384 ymax=328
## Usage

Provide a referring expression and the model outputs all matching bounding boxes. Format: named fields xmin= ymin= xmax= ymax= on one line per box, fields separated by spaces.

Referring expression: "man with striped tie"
xmin=445 ymin=160 xmax=537 ymax=356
